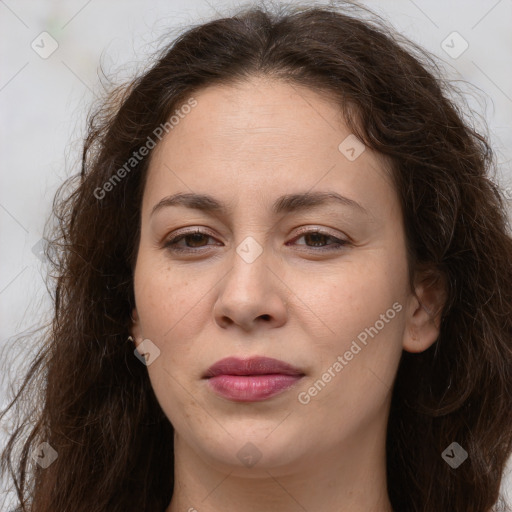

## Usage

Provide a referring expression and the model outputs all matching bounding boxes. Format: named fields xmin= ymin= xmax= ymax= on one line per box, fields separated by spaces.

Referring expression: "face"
xmin=130 ymin=77 xmax=429 ymax=476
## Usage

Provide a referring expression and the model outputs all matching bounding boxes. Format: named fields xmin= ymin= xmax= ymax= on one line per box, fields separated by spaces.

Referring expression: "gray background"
xmin=1 ymin=0 xmax=511 ymax=508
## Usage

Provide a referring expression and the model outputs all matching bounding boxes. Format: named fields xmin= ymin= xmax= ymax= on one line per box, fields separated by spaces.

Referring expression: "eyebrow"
xmin=150 ymin=191 xmax=370 ymax=218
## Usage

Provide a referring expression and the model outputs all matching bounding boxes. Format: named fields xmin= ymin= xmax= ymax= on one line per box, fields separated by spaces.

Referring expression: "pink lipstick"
xmin=204 ymin=356 xmax=305 ymax=402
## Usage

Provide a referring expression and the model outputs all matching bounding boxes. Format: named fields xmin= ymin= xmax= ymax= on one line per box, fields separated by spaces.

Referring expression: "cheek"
xmin=292 ymin=254 xmax=406 ymax=343
xmin=134 ymin=256 xmax=206 ymax=340
xmin=133 ymin=260 xmax=199 ymax=418
xmin=292 ymin=250 xmax=407 ymax=399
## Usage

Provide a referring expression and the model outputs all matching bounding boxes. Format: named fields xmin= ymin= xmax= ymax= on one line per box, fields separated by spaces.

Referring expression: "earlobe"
xmin=403 ymin=270 xmax=447 ymax=354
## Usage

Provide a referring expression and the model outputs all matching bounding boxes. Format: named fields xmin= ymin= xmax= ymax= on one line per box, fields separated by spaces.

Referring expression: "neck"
xmin=166 ymin=415 xmax=393 ymax=512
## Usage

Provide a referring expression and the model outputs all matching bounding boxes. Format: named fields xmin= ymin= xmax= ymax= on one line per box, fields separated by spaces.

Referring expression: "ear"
xmin=403 ymin=268 xmax=447 ymax=353
xmin=129 ymin=308 xmax=144 ymax=355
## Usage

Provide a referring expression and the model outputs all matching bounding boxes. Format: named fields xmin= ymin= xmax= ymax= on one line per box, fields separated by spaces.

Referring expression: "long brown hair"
xmin=1 ymin=2 xmax=511 ymax=511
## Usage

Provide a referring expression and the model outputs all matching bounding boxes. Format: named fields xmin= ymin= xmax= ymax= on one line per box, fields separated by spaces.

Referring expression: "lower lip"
xmin=206 ymin=374 xmax=303 ymax=402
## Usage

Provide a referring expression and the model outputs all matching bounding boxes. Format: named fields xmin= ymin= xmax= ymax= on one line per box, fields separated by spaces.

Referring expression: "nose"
xmin=213 ymin=244 xmax=288 ymax=332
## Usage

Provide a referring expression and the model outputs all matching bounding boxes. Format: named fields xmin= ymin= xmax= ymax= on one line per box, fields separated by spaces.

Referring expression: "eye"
xmin=163 ymin=227 xmax=349 ymax=253
xmin=163 ymin=229 xmax=218 ymax=252
xmin=286 ymin=228 xmax=349 ymax=252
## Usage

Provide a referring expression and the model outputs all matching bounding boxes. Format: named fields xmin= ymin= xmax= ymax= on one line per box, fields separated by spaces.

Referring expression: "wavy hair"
xmin=1 ymin=1 xmax=511 ymax=511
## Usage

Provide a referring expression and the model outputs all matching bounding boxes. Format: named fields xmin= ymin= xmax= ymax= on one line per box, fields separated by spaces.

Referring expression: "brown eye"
xmin=164 ymin=229 xmax=218 ymax=252
xmin=164 ymin=228 xmax=349 ymax=254
xmin=288 ymin=229 xmax=349 ymax=252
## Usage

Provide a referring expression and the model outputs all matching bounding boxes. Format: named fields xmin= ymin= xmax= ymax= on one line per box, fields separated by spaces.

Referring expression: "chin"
xmin=192 ymin=429 xmax=306 ymax=474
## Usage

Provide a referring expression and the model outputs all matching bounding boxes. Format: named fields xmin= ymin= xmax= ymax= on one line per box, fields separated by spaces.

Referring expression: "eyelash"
xmin=163 ymin=228 xmax=350 ymax=254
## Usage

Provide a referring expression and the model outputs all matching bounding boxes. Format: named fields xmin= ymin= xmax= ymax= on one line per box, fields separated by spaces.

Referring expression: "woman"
xmin=1 ymin=1 xmax=511 ymax=511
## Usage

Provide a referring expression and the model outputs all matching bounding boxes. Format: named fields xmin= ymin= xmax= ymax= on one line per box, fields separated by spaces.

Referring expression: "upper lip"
xmin=204 ymin=356 xmax=304 ymax=378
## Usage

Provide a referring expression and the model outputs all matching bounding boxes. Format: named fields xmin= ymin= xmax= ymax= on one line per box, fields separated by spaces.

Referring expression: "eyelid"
xmin=165 ymin=224 xmax=347 ymax=240
xmin=292 ymin=225 xmax=348 ymax=240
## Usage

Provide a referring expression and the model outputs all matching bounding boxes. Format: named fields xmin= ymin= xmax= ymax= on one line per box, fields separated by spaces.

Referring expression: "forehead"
xmin=142 ymin=78 xmax=395 ymax=219
xmin=158 ymin=77 xmax=347 ymax=156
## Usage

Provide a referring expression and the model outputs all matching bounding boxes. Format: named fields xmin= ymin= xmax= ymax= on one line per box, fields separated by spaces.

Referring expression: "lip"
xmin=204 ymin=356 xmax=305 ymax=402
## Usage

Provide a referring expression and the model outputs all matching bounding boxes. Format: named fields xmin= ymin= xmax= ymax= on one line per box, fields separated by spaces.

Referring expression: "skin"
xmin=130 ymin=76 xmax=446 ymax=512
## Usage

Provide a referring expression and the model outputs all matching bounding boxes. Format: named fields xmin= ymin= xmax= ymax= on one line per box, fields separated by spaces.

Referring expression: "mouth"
xmin=203 ymin=356 xmax=305 ymax=402
xmin=204 ymin=356 xmax=304 ymax=378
